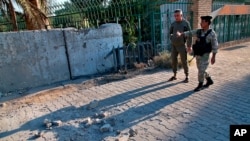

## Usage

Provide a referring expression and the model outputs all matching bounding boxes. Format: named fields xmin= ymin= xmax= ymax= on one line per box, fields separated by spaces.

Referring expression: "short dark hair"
xmin=201 ymin=16 xmax=212 ymax=25
xmin=174 ymin=9 xmax=183 ymax=14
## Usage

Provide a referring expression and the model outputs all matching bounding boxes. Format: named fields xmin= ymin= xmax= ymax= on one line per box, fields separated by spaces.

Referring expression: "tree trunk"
xmin=8 ymin=0 xmax=18 ymax=31
xmin=25 ymin=0 xmax=50 ymax=30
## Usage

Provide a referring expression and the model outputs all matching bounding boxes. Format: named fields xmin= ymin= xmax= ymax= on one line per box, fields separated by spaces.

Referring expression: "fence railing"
xmin=0 ymin=0 xmax=192 ymax=52
xmin=212 ymin=0 xmax=245 ymax=11
xmin=3 ymin=0 xmax=249 ymax=55
xmin=212 ymin=0 xmax=250 ymax=44
xmin=212 ymin=14 xmax=250 ymax=44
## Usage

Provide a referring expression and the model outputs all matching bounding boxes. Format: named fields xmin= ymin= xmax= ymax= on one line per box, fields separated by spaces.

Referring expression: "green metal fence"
xmin=212 ymin=0 xmax=250 ymax=44
xmin=0 ymin=0 xmax=192 ymax=51
xmin=212 ymin=14 xmax=250 ymax=43
xmin=212 ymin=0 xmax=245 ymax=11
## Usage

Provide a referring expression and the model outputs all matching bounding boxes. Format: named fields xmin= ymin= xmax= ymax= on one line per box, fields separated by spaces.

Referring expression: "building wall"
xmin=191 ymin=0 xmax=213 ymax=29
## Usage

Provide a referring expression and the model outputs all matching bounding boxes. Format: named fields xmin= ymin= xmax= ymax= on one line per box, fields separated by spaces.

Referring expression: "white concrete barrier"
xmin=0 ymin=24 xmax=123 ymax=93
xmin=64 ymin=23 xmax=123 ymax=78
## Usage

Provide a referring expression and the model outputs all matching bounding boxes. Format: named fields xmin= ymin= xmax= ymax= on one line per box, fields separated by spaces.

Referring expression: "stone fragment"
xmin=87 ymin=100 xmax=99 ymax=109
xmin=83 ymin=117 xmax=93 ymax=128
xmin=116 ymin=130 xmax=121 ymax=135
xmin=99 ymin=111 xmax=110 ymax=118
xmin=0 ymin=103 xmax=6 ymax=107
xmin=129 ymin=128 xmax=138 ymax=137
xmin=94 ymin=118 xmax=102 ymax=124
xmin=115 ymin=133 xmax=130 ymax=141
xmin=46 ymin=122 xmax=52 ymax=128
xmin=52 ymin=120 xmax=62 ymax=126
xmin=100 ymin=124 xmax=112 ymax=132
xmin=34 ymin=131 xmax=44 ymax=138
xmin=43 ymin=119 xmax=51 ymax=124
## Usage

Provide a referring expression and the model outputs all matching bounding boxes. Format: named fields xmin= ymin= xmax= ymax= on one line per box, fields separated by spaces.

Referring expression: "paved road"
xmin=0 ymin=42 xmax=250 ymax=141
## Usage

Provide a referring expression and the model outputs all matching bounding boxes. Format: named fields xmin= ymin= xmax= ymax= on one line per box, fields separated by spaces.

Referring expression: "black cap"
xmin=200 ymin=16 xmax=212 ymax=21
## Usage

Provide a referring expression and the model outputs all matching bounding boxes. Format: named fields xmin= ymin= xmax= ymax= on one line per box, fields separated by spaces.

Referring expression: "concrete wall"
xmin=65 ymin=24 xmax=123 ymax=78
xmin=0 ymin=24 xmax=123 ymax=93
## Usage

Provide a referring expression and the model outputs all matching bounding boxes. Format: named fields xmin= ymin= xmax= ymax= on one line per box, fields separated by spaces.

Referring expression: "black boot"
xmin=203 ymin=77 xmax=213 ymax=88
xmin=194 ymin=82 xmax=203 ymax=92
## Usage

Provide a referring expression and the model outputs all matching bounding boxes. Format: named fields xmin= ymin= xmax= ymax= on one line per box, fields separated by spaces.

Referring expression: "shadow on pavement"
xmin=0 ymin=80 xmax=194 ymax=140
xmin=222 ymin=45 xmax=249 ymax=51
xmin=176 ymin=75 xmax=250 ymax=141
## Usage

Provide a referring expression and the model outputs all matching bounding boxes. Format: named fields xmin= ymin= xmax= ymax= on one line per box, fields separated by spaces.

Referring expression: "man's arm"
xmin=211 ymin=31 xmax=219 ymax=65
xmin=186 ymin=22 xmax=192 ymax=48
xmin=169 ymin=24 xmax=174 ymax=40
xmin=177 ymin=29 xmax=198 ymax=37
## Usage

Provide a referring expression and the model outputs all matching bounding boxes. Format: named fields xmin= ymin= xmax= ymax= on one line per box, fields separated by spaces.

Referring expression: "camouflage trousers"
xmin=196 ymin=53 xmax=210 ymax=82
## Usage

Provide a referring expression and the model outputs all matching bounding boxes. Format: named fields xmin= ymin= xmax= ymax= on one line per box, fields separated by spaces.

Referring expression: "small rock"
xmin=129 ymin=128 xmax=138 ymax=137
xmin=82 ymin=118 xmax=89 ymax=124
xmin=52 ymin=120 xmax=62 ymax=126
xmin=44 ymin=119 xmax=51 ymax=124
xmin=87 ymin=117 xmax=93 ymax=124
xmin=87 ymin=100 xmax=99 ymax=110
xmin=46 ymin=126 xmax=53 ymax=130
xmin=93 ymin=113 xmax=99 ymax=118
xmin=116 ymin=130 xmax=121 ymax=135
xmin=46 ymin=122 xmax=52 ymax=128
xmin=0 ymin=103 xmax=6 ymax=107
xmin=83 ymin=117 xmax=93 ymax=127
xmin=34 ymin=131 xmax=44 ymax=138
xmin=116 ymin=133 xmax=130 ymax=141
xmin=100 ymin=124 xmax=112 ymax=132
xmin=94 ymin=118 xmax=102 ymax=124
xmin=99 ymin=111 xmax=110 ymax=118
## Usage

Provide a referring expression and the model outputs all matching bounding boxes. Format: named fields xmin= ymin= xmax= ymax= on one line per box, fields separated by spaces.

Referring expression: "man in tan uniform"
xmin=177 ymin=16 xmax=218 ymax=91
xmin=169 ymin=9 xmax=192 ymax=83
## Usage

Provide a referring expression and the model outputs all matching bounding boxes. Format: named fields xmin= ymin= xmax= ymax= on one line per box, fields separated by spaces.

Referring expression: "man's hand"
xmin=186 ymin=47 xmax=192 ymax=53
xmin=176 ymin=31 xmax=182 ymax=37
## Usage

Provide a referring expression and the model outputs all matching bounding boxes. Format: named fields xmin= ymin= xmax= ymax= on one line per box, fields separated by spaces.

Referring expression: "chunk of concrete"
xmin=100 ymin=124 xmax=112 ymax=132
xmin=116 ymin=133 xmax=130 ymax=141
xmin=52 ymin=120 xmax=62 ymax=126
xmin=87 ymin=100 xmax=99 ymax=110
xmin=129 ymin=128 xmax=138 ymax=137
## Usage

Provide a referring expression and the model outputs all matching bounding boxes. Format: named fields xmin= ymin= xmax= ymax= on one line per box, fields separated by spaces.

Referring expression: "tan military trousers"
xmin=196 ymin=53 xmax=210 ymax=82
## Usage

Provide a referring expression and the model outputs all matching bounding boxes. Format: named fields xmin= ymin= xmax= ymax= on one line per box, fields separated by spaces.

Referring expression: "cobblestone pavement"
xmin=1 ymin=42 xmax=250 ymax=141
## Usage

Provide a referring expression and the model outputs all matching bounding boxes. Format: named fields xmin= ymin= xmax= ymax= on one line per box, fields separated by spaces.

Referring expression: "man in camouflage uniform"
xmin=178 ymin=15 xmax=218 ymax=91
xmin=169 ymin=9 xmax=192 ymax=83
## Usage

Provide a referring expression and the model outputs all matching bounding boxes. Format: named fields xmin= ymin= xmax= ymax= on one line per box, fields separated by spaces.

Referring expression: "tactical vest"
xmin=192 ymin=29 xmax=212 ymax=56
